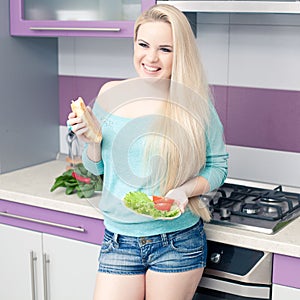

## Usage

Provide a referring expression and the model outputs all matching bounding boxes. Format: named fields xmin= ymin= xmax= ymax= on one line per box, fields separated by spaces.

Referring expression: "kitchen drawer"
xmin=273 ymin=253 xmax=300 ymax=289
xmin=0 ymin=199 xmax=104 ymax=244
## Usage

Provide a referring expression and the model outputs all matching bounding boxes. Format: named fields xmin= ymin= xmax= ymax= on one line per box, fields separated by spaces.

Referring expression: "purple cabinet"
xmin=0 ymin=198 xmax=105 ymax=245
xmin=273 ymin=253 xmax=300 ymax=289
xmin=10 ymin=0 xmax=155 ymax=37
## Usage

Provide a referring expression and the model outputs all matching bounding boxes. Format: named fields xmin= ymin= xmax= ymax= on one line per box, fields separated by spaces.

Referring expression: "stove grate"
xmin=211 ymin=183 xmax=300 ymax=221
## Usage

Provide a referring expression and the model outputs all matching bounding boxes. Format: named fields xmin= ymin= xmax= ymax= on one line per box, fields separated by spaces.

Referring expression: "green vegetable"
xmin=50 ymin=163 xmax=103 ymax=198
xmin=123 ymin=191 xmax=181 ymax=219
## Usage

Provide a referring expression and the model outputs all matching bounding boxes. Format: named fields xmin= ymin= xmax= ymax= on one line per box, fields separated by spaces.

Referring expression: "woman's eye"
xmin=161 ymin=47 xmax=172 ymax=53
xmin=138 ymin=42 xmax=148 ymax=48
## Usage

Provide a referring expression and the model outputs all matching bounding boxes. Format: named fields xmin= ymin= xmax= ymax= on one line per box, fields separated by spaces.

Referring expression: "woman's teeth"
xmin=143 ymin=64 xmax=160 ymax=72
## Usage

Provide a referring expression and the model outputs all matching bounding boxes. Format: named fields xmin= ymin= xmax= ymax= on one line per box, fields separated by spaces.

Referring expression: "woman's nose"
xmin=147 ymin=49 xmax=158 ymax=62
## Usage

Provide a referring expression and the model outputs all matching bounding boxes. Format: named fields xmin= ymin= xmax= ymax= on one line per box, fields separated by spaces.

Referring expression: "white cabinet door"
xmin=0 ymin=224 xmax=100 ymax=300
xmin=42 ymin=233 xmax=100 ymax=300
xmin=0 ymin=224 xmax=44 ymax=300
xmin=272 ymin=284 xmax=300 ymax=300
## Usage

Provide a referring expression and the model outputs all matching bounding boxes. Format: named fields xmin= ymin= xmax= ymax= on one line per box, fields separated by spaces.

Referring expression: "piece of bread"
xmin=71 ymin=97 xmax=102 ymax=143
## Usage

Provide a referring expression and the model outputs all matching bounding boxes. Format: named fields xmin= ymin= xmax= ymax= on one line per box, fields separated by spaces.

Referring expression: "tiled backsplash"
xmin=58 ymin=13 xmax=300 ymax=187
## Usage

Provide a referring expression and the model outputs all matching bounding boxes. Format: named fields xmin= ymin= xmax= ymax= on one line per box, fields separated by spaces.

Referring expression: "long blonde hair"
xmin=134 ymin=5 xmax=212 ymax=220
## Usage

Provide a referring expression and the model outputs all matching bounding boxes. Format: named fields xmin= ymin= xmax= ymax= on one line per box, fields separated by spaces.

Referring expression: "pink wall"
xmin=59 ymin=75 xmax=300 ymax=154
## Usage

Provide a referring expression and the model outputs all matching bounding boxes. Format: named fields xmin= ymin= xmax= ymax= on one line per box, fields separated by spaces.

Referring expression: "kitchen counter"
xmin=0 ymin=160 xmax=103 ymax=220
xmin=0 ymin=160 xmax=299 ymax=257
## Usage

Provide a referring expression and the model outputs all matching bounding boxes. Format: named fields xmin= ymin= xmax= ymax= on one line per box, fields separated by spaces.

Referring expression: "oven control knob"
xmin=210 ymin=252 xmax=221 ymax=264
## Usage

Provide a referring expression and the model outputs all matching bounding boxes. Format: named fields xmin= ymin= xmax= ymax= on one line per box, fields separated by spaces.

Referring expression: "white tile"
xmin=227 ymin=145 xmax=300 ymax=188
xmin=74 ymin=37 xmax=136 ymax=78
xmin=230 ymin=13 xmax=300 ymax=26
xmin=60 ymin=126 xmax=85 ymax=155
xmin=58 ymin=37 xmax=76 ymax=76
xmin=58 ymin=21 xmax=300 ymax=91
xmin=60 ymin=126 xmax=69 ymax=154
xmin=229 ymin=25 xmax=300 ymax=91
xmin=197 ymin=12 xmax=230 ymax=24
xmin=197 ymin=23 xmax=230 ymax=85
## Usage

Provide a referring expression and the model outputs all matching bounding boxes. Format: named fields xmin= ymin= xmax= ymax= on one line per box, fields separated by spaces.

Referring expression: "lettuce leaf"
xmin=123 ymin=191 xmax=181 ymax=219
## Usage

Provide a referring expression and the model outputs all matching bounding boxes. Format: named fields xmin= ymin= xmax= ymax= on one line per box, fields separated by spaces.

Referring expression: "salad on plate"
xmin=123 ymin=191 xmax=181 ymax=220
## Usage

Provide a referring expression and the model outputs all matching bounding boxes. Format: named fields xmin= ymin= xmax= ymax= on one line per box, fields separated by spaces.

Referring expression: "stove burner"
xmin=260 ymin=189 xmax=288 ymax=201
xmin=242 ymin=203 xmax=261 ymax=215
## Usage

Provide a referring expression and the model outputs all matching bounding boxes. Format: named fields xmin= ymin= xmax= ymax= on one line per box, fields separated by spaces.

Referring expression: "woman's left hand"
xmin=165 ymin=188 xmax=188 ymax=213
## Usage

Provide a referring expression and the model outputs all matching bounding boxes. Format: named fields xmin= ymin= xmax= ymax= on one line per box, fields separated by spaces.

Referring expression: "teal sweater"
xmin=82 ymin=101 xmax=228 ymax=237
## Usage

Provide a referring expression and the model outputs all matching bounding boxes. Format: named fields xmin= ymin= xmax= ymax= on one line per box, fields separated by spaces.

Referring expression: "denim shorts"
xmin=98 ymin=220 xmax=207 ymax=275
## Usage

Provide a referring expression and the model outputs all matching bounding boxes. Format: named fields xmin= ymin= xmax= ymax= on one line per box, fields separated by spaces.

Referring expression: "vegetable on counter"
xmin=123 ymin=191 xmax=181 ymax=219
xmin=50 ymin=163 xmax=102 ymax=198
xmin=71 ymin=171 xmax=91 ymax=184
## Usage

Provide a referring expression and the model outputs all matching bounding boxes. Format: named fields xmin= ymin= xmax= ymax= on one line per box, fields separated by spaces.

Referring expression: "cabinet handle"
xmin=0 ymin=211 xmax=85 ymax=232
xmin=43 ymin=254 xmax=50 ymax=300
xmin=30 ymin=251 xmax=37 ymax=300
xmin=29 ymin=27 xmax=121 ymax=32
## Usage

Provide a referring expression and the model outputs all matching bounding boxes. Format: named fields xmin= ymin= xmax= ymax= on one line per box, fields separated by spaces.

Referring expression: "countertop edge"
xmin=0 ymin=189 xmax=104 ymax=220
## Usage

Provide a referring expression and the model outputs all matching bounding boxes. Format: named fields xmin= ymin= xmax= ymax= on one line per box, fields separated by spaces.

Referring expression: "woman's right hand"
xmin=67 ymin=107 xmax=102 ymax=144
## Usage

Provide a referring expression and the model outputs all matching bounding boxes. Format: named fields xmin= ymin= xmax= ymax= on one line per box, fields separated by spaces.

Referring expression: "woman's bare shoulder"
xmin=96 ymin=79 xmax=134 ymax=112
xmin=98 ymin=78 xmax=140 ymax=95
xmin=98 ymin=80 xmax=123 ymax=95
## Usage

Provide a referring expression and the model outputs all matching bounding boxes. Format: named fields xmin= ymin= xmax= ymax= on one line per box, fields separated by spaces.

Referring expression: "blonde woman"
xmin=68 ymin=4 xmax=228 ymax=300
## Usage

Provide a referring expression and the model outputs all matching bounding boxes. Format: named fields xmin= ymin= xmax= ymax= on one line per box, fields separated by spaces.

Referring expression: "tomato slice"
xmin=154 ymin=202 xmax=173 ymax=211
xmin=152 ymin=195 xmax=165 ymax=204
xmin=162 ymin=198 xmax=175 ymax=205
xmin=152 ymin=195 xmax=175 ymax=205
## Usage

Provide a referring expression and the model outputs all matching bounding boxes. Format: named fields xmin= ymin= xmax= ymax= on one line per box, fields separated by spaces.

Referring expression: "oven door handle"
xmin=199 ymin=276 xmax=271 ymax=299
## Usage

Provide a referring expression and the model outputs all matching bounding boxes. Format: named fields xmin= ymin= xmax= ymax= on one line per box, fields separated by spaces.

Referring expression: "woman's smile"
xmin=142 ymin=63 xmax=161 ymax=72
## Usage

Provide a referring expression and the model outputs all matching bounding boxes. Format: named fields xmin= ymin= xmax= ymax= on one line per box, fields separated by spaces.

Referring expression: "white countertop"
xmin=0 ymin=160 xmax=103 ymax=220
xmin=1 ymin=160 xmax=299 ymax=258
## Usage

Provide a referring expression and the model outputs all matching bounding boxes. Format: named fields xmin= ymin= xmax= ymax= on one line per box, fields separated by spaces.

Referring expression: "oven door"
xmin=193 ymin=276 xmax=271 ymax=300
xmin=195 ymin=241 xmax=273 ymax=299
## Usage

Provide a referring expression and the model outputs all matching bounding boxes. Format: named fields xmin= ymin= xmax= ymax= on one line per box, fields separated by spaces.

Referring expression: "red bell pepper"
xmin=71 ymin=172 xmax=91 ymax=184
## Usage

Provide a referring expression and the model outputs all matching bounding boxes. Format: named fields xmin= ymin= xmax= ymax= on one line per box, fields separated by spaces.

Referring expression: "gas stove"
xmin=205 ymin=181 xmax=300 ymax=234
